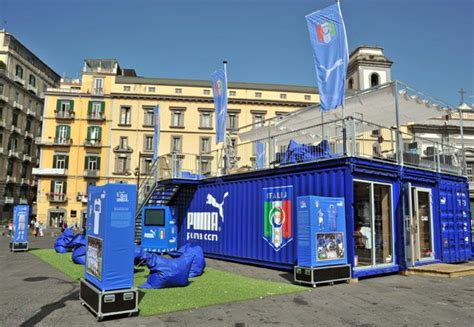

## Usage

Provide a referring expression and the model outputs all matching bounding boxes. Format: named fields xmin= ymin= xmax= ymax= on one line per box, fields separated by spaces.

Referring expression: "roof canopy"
xmin=240 ymin=81 xmax=457 ymax=143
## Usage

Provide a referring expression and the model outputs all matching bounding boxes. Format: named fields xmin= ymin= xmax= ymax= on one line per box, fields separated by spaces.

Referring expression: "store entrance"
xmin=411 ymin=187 xmax=434 ymax=262
xmin=49 ymin=211 xmax=65 ymax=228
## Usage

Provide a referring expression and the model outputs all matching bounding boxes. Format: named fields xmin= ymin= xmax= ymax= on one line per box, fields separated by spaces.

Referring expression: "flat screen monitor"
xmin=144 ymin=209 xmax=165 ymax=227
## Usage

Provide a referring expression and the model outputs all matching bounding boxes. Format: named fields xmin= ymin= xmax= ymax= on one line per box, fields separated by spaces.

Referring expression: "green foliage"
xmin=31 ymin=249 xmax=306 ymax=316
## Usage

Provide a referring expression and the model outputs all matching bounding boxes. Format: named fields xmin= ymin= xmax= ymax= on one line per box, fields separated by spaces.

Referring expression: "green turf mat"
xmin=31 ymin=249 xmax=306 ymax=316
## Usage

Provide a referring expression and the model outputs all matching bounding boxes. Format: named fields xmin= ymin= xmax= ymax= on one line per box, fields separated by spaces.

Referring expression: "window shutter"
xmin=88 ymin=101 xmax=92 ymax=114
xmin=56 ymin=100 xmax=61 ymax=112
xmin=55 ymin=126 xmax=60 ymax=138
xmin=52 ymin=155 xmax=57 ymax=167
xmin=65 ymin=155 xmax=69 ymax=169
xmin=97 ymin=156 xmax=101 ymax=170
xmin=98 ymin=127 xmax=102 ymax=141
xmin=63 ymin=182 xmax=67 ymax=194
xmin=100 ymin=102 xmax=105 ymax=113
xmin=69 ymin=100 xmax=74 ymax=112
xmin=50 ymin=181 xmax=54 ymax=193
xmin=66 ymin=126 xmax=71 ymax=139
xmin=87 ymin=127 xmax=91 ymax=140
xmin=126 ymin=156 xmax=131 ymax=170
xmin=84 ymin=156 xmax=89 ymax=169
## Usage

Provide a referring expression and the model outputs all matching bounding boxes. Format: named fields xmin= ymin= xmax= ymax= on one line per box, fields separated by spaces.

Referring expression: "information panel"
xmin=141 ymin=206 xmax=177 ymax=253
xmin=297 ymin=196 xmax=347 ymax=267
xmin=13 ymin=205 xmax=29 ymax=243
xmin=85 ymin=184 xmax=136 ymax=291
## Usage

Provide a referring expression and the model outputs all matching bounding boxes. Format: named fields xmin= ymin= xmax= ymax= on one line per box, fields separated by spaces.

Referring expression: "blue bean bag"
xmin=169 ymin=243 xmax=206 ymax=278
xmin=134 ymin=245 xmax=147 ymax=265
xmin=71 ymin=234 xmax=86 ymax=265
xmin=54 ymin=228 xmax=75 ymax=253
xmin=139 ymin=253 xmax=192 ymax=289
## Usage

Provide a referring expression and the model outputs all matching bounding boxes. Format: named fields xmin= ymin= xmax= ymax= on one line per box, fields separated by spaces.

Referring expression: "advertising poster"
xmin=13 ymin=205 xmax=29 ymax=243
xmin=86 ymin=236 xmax=103 ymax=280
xmin=263 ymin=185 xmax=293 ymax=251
xmin=317 ymin=232 xmax=345 ymax=261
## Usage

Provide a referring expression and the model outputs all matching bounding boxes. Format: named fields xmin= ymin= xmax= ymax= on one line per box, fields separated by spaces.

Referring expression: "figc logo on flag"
xmin=214 ymin=79 xmax=223 ymax=96
xmin=317 ymin=21 xmax=336 ymax=44
xmin=263 ymin=185 xmax=293 ymax=251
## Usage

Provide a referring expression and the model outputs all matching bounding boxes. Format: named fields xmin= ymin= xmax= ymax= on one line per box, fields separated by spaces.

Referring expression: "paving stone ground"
xmin=1 ymin=231 xmax=473 ymax=326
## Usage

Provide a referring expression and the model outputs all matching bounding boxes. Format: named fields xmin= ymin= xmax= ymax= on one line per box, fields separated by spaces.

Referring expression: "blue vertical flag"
xmin=153 ymin=105 xmax=160 ymax=161
xmin=256 ymin=141 xmax=266 ymax=169
xmin=211 ymin=68 xmax=228 ymax=144
xmin=306 ymin=2 xmax=349 ymax=111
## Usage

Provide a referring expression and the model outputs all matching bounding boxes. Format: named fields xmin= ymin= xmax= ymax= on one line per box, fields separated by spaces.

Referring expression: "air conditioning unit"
xmin=76 ymin=192 xmax=83 ymax=201
xmin=371 ymin=129 xmax=381 ymax=137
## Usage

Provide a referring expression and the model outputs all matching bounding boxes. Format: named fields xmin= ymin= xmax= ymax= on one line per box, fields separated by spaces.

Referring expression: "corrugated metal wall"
xmin=176 ymin=164 xmax=347 ymax=269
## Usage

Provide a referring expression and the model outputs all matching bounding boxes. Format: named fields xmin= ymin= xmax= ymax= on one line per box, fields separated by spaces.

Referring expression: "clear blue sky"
xmin=1 ymin=0 xmax=473 ymax=105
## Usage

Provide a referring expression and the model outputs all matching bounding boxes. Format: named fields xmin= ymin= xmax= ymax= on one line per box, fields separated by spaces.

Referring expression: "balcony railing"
xmin=54 ymin=138 xmax=72 ymax=146
xmin=32 ymin=168 xmax=67 ymax=176
xmin=0 ymin=94 xmax=8 ymax=102
xmin=13 ymin=75 xmax=25 ymax=85
xmin=10 ymin=125 xmax=22 ymax=134
xmin=23 ymin=154 xmax=32 ymax=162
xmin=25 ymin=131 xmax=34 ymax=139
xmin=0 ymin=120 xmax=6 ymax=129
xmin=19 ymin=198 xmax=28 ymax=204
xmin=26 ymin=109 xmax=36 ymax=117
xmin=87 ymin=112 xmax=105 ymax=121
xmin=84 ymin=139 xmax=101 ymax=147
xmin=6 ymin=176 xmax=17 ymax=183
xmin=4 ymin=196 xmax=14 ymax=204
xmin=54 ymin=111 xmax=75 ymax=119
xmin=8 ymin=149 xmax=20 ymax=159
xmin=48 ymin=193 xmax=67 ymax=203
xmin=84 ymin=169 xmax=100 ymax=178
xmin=27 ymin=84 xmax=37 ymax=94
xmin=13 ymin=101 xmax=24 ymax=111
xmin=21 ymin=177 xmax=28 ymax=185
xmin=93 ymin=88 xmax=104 ymax=95
xmin=0 ymin=147 xmax=4 ymax=154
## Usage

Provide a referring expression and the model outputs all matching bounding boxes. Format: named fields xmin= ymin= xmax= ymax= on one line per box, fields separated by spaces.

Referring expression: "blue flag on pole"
xmin=153 ymin=105 xmax=160 ymax=161
xmin=306 ymin=2 xmax=349 ymax=112
xmin=211 ymin=69 xmax=228 ymax=144
xmin=256 ymin=141 xmax=266 ymax=169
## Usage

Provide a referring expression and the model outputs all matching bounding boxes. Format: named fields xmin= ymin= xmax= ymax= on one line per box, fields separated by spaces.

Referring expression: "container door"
xmin=402 ymin=182 xmax=414 ymax=267
xmin=412 ymin=187 xmax=435 ymax=262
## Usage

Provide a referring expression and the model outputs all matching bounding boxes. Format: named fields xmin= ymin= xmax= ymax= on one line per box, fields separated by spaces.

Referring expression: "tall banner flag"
xmin=13 ymin=205 xmax=29 ymax=243
xmin=211 ymin=68 xmax=228 ymax=144
xmin=153 ymin=105 xmax=160 ymax=161
xmin=306 ymin=2 xmax=349 ymax=111
xmin=256 ymin=141 xmax=266 ymax=169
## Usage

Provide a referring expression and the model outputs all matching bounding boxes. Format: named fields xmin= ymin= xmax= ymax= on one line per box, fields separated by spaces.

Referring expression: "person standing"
xmin=34 ymin=220 xmax=40 ymax=237
xmin=39 ymin=222 xmax=44 ymax=237
xmin=8 ymin=222 xmax=13 ymax=238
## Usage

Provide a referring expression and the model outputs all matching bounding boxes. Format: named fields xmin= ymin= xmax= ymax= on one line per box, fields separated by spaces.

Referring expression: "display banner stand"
xmin=79 ymin=278 xmax=138 ymax=321
xmin=10 ymin=205 xmax=29 ymax=252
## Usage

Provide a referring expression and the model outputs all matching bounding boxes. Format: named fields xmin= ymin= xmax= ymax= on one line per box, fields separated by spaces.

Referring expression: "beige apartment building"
xmin=0 ymin=30 xmax=60 ymax=223
xmin=35 ymin=59 xmax=319 ymax=226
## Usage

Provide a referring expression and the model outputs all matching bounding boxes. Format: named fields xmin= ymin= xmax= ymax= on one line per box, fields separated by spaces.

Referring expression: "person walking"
xmin=8 ymin=222 xmax=13 ymax=238
xmin=34 ymin=220 xmax=40 ymax=237
xmin=39 ymin=222 xmax=44 ymax=237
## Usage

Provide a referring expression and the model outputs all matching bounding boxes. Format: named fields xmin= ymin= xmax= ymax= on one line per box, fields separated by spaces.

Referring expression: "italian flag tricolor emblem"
xmin=263 ymin=186 xmax=293 ymax=251
xmin=316 ymin=21 xmax=336 ymax=44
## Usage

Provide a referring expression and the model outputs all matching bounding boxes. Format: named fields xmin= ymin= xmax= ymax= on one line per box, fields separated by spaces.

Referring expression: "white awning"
xmin=240 ymin=81 xmax=455 ymax=143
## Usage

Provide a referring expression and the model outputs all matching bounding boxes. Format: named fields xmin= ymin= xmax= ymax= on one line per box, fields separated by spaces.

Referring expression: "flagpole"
xmin=337 ymin=0 xmax=347 ymax=154
xmin=222 ymin=60 xmax=228 ymax=174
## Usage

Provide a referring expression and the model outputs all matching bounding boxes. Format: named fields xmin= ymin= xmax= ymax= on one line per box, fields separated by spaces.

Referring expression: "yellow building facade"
xmin=36 ymin=59 xmax=319 ymax=226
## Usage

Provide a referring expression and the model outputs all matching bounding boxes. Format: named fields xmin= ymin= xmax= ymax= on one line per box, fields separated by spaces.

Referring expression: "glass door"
xmin=411 ymin=187 xmax=434 ymax=261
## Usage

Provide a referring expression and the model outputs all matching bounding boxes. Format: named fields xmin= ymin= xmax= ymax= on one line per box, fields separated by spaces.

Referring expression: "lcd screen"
xmin=144 ymin=209 xmax=165 ymax=226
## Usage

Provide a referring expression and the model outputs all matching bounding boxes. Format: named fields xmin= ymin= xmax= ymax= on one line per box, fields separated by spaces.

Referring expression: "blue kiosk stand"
xmin=294 ymin=196 xmax=351 ymax=286
xmin=141 ymin=206 xmax=177 ymax=253
xmin=10 ymin=205 xmax=29 ymax=252
xmin=79 ymin=184 xmax=138 ymax=321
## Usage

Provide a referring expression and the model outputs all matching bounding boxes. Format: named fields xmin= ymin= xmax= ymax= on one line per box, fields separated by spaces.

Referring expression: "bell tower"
xmin=347 ymin=46 xmax=393 ymax=91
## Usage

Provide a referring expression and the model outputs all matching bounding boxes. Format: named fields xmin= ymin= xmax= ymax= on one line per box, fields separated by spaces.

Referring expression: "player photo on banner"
xmin=317 ymin=232 xmax=345 ymax=261
xmin=86 ymin=236 xmax=103 ymax=280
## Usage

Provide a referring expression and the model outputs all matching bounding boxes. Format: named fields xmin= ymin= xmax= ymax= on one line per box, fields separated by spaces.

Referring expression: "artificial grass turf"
xmin=31 ymin=249 xmax=307 ymax=316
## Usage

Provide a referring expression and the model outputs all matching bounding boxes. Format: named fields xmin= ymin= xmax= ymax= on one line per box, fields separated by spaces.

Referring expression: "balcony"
xmin=0 ymin=120 xmax=6 ymax=129
xmin=10 ymin=125 xmax=22 ymax=134
xmin=19 ymin=197 xmax=28 ymax=204
xmin=31 ymin=179 xmax=37 ymax=187
xmin=93 ymin=88 xmax=104 ymax=95
xmin=8 ymin=149 xmax=20 ymax=159
xmin=54 ymin=111 xmax=75 ymax=120
xmin=21 ymin=178 xmax=29 ymax=185
xmin=23 ymin=154 xmax=32 ymax=162
xmin=0 ymin=147 xmax=4 ymax=155
xmin=27 ymin=84 xmax=37 ymax=94
xmin=13 ymin=101 xmax=24 ymax=111
xmin=32 ymin=168 xmax=67 ymax=176
xmin=84 ymin=169 xmax=100 ymax=178
xmin=84 ymin=139 xmax=101 ymax=147
xmin=14 ymin=75 xmax=25 ymax=85
xmin=0 ymin=94 xmax=8 ymax=102
xmin=26 ymin=109 xmax=36 ymax=117
xmin=4 ymin=196 xmax=14 ymax=204
xmin=25 ymin=131 xmax=34 ymax=139
xmin=53 ymin=138 xmax=72 ymax=146
xmin=6 ymin=176 xmax=17 ymax=184
xmin=47 ymin=193 xmax=67 ymax=203
xmin=87 ymin=112 xmax=106 ymax=121
xmin=35 ymin=137 xmax=42 ymax=144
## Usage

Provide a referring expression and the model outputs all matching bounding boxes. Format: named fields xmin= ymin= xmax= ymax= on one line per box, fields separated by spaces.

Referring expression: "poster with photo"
xmin=316 ymin=232 xmax=345 ymax=261
xmin=86 ymin=236 xmax=103 ymax=280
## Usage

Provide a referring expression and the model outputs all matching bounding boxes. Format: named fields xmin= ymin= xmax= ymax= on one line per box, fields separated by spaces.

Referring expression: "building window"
xmin=15 ymin=91 xmax=20 ymax=102
xmin=54 ymin=125 xmax=71 ymax=144
xmin=255 ymin=92 xmax=262 ymax=98
xmin=229 ymin=90 xmax=236 ymax=97
xmin=199 ymin=111 xmax=212 ymax=128
xmin=198 ymin=159 xmax=212 ymax=174
xmin=29 ymin=75 xmax=36 ymax=87
xmin=119 ymin=136 xmax=128 ymax=149
xmin=144 ymin=135 xmax=154 ymax=152
xmin=12 ymin=112 xmax=19 ymax=126
xmin=467 ymin=162 xmax=474 ymax=182
xmin=171 ymin=110 xmax=184 ymax=127
xmin=123 ymin=85 xmax=131 ymax=92
xmin=280 ymin=93 xmax=287 ymax=99
xmin=86 ymin=126 xmax=102 ymax=145
xmin=353 ymin=180 xmax=393 ymax=268
xmin=200 ymin=137 xmax=211 ymax=153
xmin=15 ymin=65 xmax=23 ymax=79
xmin=57 ymin=100 xmax=74 ymax=115
xmin=85 ymin=156 xmax=100 ymax=170
xmin=203 ymin=89 xmax=210 ymax=95
xmin=252 ymin=113 xmax=265 ymax=128
xmin=175 ymin=88 xmax=182 ymax=94
xmin=227 ymin=113 xmax=239 ymax=130
xmin=228 ymin=137 xmax=238 ymax=155
xmin=89 ymin=101 xmax=104 ymax=119
xmin=348 ymin=78 xmax=354 ymax=90
xmin=142 ymin=158 xmax=153 ymax=174
xmin=50 ymin=180 xmax=66 ymax=199
xmin=25 ymin=119 xmax=32 ymax=132
xmin=148 ymin=86 xmax=156 ymax=92
xmin=0 ymin=83 xmax=4 ymax=95
xmin=120 ymin=106 xmax=131 ymax=125
xmin=304 ymin=95 xmax=311 ymax=101
xmin=53 ymin=154 xmax=68 ymax=169
xmin=370 ymin=73 xmax=380 ymax=87
xmin=115 ymin=154 xmax=130 ymax=174
xmin=171 ymin=136 xmax=182 ymax=153
xmin=93 ymin=78 xmax=104 ymax=94
xmin=144 ymin=108 xmax=154 ymax=126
